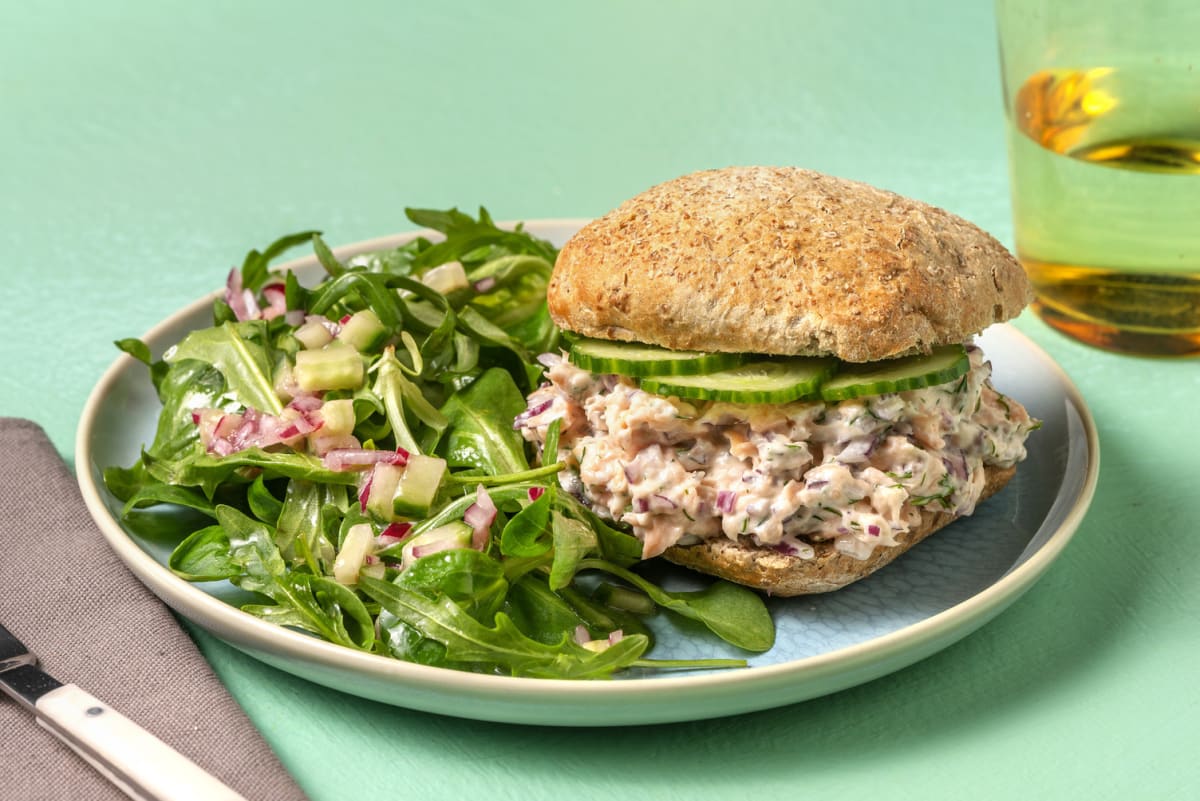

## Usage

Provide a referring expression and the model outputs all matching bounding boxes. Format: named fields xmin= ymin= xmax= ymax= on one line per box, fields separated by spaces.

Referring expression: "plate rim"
xmin=74 ymin=221 xmax=1101 ymax=724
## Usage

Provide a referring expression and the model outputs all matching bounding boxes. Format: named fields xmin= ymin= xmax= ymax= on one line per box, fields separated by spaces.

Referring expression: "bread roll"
xmin=549 ymin=166 xmax=1031 ymax=362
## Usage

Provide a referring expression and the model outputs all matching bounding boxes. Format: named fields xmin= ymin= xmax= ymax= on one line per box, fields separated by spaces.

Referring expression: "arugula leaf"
xmin=498 ymin=487 xmax=553 ymax=558
xmin=275 ymin=480 xmax=339 ymax=572
xmin=465 ymin=254 xmax=557 ymax=354
xmin=307 ymin=272 xmax=404 ymax=330
xmin=240 ymin=230 xmax=321 ymax=292
xmin=121 ymin=482 xmax=216 ymax=519
xmin=372 ymin=346 xmax=447 ymax=454
xmin=242 ymin=573 xmax=375 ymax=651
xmin=114 ymin=337 xmax=171 ymax=392
xmin=166 ymin=321 xmax=282 ymax=415
xmin=358 ymin=575 xmax=647 ymax=678
xmin=215 ymin=506 xmax=373 ymax=650
xmin=145 ymin=448 xmax=357 ymax=498
xmin=404 ymin=207 xmax=558 ymax=269
xmin=311 ymin=233 xmax=347 ymax=278
xmin=548 ymin=510 xmax=596 ymax=590
xmin=169 ymin=524 xmax=238 ymax=581
xmin=503 ymin=573 xmax=590 ymax=645
xmin=247 ymin=475 xmax=283 ymax=526
xmin=131 ymin=359 xmax=226 ymax=481
xmin=577 ymin=559 xmax=775 ymax=653
xmin=396 ymin=549 xmax=508 ymax=624
xmin=435 ymin=368 xmax=530 ymax=475
xmin=556 ymin=493 xmax=643 ymax=567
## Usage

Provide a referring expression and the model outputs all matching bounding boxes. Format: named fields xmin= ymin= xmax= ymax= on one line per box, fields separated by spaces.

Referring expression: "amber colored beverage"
xmin=998 ymin=0 xmax=1200 ymax=357
xmin=1002 ymin=58 xmax=1200 ymax=355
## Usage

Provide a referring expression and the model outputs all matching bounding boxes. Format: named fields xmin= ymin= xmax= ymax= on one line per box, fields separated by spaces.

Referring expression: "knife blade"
xmin=0 ymin=621 xmax=247 ymax=801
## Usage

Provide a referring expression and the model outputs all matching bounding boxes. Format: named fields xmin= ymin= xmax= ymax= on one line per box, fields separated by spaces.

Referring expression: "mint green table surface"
xmin=4 ymin=2 xmax=1198 ymax=798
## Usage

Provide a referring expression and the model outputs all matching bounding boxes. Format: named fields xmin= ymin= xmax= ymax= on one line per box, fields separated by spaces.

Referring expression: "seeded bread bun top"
xmin=548 ymin=166 xmax=1031 ymax=363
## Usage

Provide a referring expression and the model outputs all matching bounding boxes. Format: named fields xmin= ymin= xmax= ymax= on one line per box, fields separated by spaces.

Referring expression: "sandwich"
xmin=514 ymin=166 xmax=1038 ymax=596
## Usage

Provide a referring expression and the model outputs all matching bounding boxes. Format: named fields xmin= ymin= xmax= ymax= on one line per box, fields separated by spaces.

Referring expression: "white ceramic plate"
xmin=76 ymin=221 xmax=1099 ymax=726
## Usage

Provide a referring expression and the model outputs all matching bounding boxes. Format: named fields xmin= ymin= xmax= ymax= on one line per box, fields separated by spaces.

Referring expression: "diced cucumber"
xmin=294 ymin=342 xmax=364 ymax=392
xmin=569 ymin=337 xmax=744 ymax=377
xmin=332 ymin=522 xmax=375 ymax=584
xmin=640 ymin=357 xmax=837 ymax=403
xmin=400 ymin=521 xmax=472 ymax=570
xmin=318 ymin=398 xmax=356 ymax=437
xmin=336 ymin=309 xmax=388 ymax=352
xmin=818 ymin=345 xmax=970 ymax=401
xmin=294 ymin=319 xmax=334 ymax=350
xmin=365 ymin=463 xmax=404 ymax=521
xmin=392 ymin=454 xmax=447 ymax=517
xmin=273 ymin=358 xmax=296 ymax=401
xmin=421 ymin=261 xmax=469 ymax=295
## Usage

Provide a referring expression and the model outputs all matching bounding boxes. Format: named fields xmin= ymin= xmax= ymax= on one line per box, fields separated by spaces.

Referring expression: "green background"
xmin=3 ymin=1 xmax=1198 ymax=798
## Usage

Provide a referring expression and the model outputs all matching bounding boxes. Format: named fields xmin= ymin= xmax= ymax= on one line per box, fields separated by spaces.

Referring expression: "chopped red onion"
xmin=607 ymin=630 xmax=624 ymax=645
xmin=868 ymin=525 xmax=881 ymax=536
xmin=213 ymin=413 xmax=241 ymax=439
xmin=806 ymin=479 xmax=829 ymax=490
xmin=535 ymin=352 xmax=562 ymax=368
xmin=339 ymin=314 xmax=352 ymax=325
xmin=573 ymin=625 xmax=590 ymax=646
xmin=308 ymin=432 xmax=359 ymax=457
xmin=528 ymin=486 xmax=545 ymax=502
xmin=358 ymin=471 xmax=374 ymax=513
xmin=260 ymin=283 xmax=288 ymax=320
xmin=224 ymin=268 xmax=261 ymax=321
xmin=651 ymin=494 xmax=677 ymax=511
xmin=323 ymin=447 xmax=409 ymax=472
xmin=513 ymin=399 xmax=554 ymax=431
xmin=716 ymin=490 xmax=737 ymax=515
xmin=463 ymin=485 xmax=497 ymax=550
xmin=474 ymin=276 xmax=497 ymax=293
xmin=837 ymin=439 xmax=874 ymax=464
xmin=377 ymin=521 xmax=413 ymax=546
xmin=305 ymin=314 xmax=341 ymax=336
xmin=287 ymin=394 xmax=324 ymax=413
xmin=773 ymin=542 xmax=798 ymax=555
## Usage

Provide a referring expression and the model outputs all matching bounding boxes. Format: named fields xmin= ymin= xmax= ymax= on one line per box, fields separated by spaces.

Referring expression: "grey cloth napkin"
xmin=0 ymin=418 xmax=309 ymax=801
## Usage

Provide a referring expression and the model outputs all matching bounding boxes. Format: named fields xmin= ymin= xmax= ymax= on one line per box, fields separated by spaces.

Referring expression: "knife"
xmin=0 ymin=620 xmax=247 ymax=801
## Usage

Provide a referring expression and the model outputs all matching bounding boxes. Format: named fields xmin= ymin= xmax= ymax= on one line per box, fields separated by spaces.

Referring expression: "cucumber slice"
xmin=365 ymin=463 xmax=404 ymax=521
xmin=294 ymin=342 xmax=364 ymax=392
xmin=818 ymin=345 xmax=970 ymax=401
xmin=569 ymin=337 xmax=744 ymax=377
xmin=336 ymin=309 xmax=387 ymax=352
xmin=640 ymin=358 xmax=837 ymax=403
xmin=392 ymin=454 xmax=447 ymax=517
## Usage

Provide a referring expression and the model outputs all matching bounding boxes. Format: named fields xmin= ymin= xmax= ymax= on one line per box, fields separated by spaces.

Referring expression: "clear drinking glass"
xmin=996 ymin=0 xmax=1200 ymax=356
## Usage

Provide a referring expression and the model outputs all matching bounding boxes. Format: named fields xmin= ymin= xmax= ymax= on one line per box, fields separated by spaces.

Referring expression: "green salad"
xmin=105 ymin=208 xmax=773 ymax=679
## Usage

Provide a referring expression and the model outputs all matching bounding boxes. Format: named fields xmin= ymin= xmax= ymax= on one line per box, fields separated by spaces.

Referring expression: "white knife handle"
xmin=34 ymin=683 xmax=247 ymax=801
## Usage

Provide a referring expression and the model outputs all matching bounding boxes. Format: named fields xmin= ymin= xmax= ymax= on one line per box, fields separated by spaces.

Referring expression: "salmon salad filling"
xmin=515 ymin=345 xmax=1038 ymax=560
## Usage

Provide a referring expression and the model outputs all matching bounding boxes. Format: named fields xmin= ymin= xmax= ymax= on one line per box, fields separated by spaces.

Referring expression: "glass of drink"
xmin=996 ymin=0 xmax=1200 ymax=356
